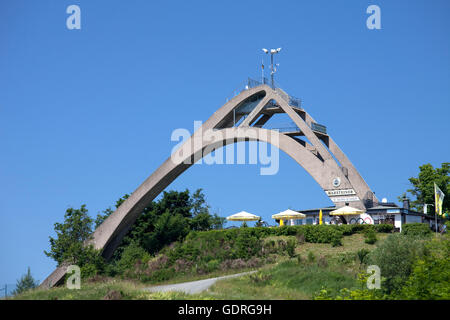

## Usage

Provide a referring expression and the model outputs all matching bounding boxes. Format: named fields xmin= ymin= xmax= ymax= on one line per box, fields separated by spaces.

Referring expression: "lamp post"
xmin=262 ymin=48 xmax=281 ymax=89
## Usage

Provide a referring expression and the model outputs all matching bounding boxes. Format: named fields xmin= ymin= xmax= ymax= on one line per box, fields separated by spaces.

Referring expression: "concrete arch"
xmin=41 ymin=83 xmax=377 ymax=287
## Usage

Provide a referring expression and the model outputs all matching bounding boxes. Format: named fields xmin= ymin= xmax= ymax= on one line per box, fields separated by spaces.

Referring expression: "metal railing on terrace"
xmin=247 ymin=77 xmax=302 ymax=108
xmin=311 ymin=122 xmax=327 ymax=134
xmin=226 ymin=77 xmax=302 ymax=109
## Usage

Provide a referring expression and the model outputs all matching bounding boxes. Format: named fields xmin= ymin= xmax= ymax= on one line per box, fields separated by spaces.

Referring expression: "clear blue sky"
xmin=1 ymin=0 xmax=449 ymax=284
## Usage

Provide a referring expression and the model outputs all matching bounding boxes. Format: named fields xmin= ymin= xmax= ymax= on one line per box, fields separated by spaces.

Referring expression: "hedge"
xmin=401 ymin=223 xmax=432 ymax=237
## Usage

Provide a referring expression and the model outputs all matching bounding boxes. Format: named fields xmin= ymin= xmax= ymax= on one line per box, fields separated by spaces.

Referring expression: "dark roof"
xmin=367 ymin=205 xmax=400 ymax=210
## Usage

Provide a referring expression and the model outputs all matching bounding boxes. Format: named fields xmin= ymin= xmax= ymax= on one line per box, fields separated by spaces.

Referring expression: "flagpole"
xmin=435 ymin=183 xmax=438 ymax=235
xmin=435 ymin=210 xmax=438 ymax=235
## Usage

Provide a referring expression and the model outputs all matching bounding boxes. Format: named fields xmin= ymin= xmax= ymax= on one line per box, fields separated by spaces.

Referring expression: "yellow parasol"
xmin=272 ymin=209 xmax=306 ymax=226
xmin=329 ymin=205 xmax=364 ymax=216
xmin=226 ymin=211 xmax=261 ymax=222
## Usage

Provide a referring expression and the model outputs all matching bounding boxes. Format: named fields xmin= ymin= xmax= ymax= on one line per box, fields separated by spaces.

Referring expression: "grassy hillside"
xmin=14 ymin=224 xmax=449 ymax=300
xmin=204 ymin=233 xmax=389 ymax=299
xmin=12 ymin=231 xmax=391 ymax=300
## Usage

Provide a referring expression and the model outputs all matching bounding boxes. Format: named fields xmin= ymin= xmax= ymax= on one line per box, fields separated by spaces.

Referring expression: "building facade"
xmin=291 ymin=199 xmax=444 ymax=232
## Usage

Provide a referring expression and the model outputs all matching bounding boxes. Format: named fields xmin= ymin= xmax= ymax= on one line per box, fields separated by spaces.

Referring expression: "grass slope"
xmin=13 ymin=233 xmax=387 ymax=300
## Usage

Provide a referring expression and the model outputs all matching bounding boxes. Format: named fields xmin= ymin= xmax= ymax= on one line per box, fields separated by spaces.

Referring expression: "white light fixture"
xmin=261 ymin=47 xmax=282 ymax=88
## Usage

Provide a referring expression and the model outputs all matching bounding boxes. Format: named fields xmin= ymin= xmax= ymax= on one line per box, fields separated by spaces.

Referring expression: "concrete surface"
xmin=143 ymin=271 xmax=257 ymax=295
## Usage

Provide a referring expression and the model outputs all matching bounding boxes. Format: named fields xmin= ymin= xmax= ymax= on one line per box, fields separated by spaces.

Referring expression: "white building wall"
xmin=395 ymin=215 xmax=402 ymax=231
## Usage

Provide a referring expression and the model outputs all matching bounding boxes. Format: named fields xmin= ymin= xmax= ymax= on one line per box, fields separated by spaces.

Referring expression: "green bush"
xmin=316 ymin=236 xmax=450 ymax=300
xmin=397 ymin=237 xmax=450 ymax=299
xmin=374 ymin=224 xmax=394 ymax=233
xmin=307 ymin=251 xmax=316 ymax=263
xmin=357 ymin=249 xmax=370 ymax=265
xmin=331 ymin=232 xmax=342 ymax=247
xmin=337 ymin=252 xmax=356 ymax=265
xmin=286 ymin=238 xmax=297 ymax=258
xmin=235 ymin=229 xmax=263 ymax=259
xmin=402 ymin=223 xmax=432 ymax=237
xmin=368 ymin=234 xmax=425 ymax=294
xmin=364 ymin=229 xmax=377 ymax=245
xmin=303 ymin=225 xmax=344 ymax=244
xmin=115 ymin=243 xmax=150 ymax=275
xmin=206 ymin=259 xmax=220 ymax=272
xmin=73 ymin=245 xmax=106 ymax=279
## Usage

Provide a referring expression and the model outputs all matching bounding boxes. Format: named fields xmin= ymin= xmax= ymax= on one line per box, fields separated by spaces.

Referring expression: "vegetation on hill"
xmin=314 ymin=235 xmax=450 ymax=300
xmin=22 ymin=181 xmax=446 ymax=300
xmin=42 ymin=189 xmax=226 ymax=281
xmin=13 ymin=229 xmax=450 ymax=300
xmin=12 ymin=267 xmax=39 ymax=296
xmin=400 ymin=162 xmax=449 ymax=215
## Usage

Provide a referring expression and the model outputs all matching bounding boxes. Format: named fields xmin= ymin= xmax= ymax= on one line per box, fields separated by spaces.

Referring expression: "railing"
xmin=311 ymin=122 xmax=327 ymax=134
xmin=274 ymin=87 xmax=301 ymax=108
xmin=254 ymin=124 xmax=301 ymax=133
xmin=272 ymin=126 xmax=300 ymax=133
xmin=247 ymin=77 xmax=269 ymax=89
xmin=246 ymin=77 xmax=302 ymax=108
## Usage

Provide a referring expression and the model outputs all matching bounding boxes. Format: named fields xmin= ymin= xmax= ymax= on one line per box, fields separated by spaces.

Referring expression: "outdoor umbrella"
xmin=226 ymin=211 xmax=261 ymax=222
xmin=329 ymin=205 xmax=364 ymax=216
xmin=272 ymin=209 xmax=306 ymax=226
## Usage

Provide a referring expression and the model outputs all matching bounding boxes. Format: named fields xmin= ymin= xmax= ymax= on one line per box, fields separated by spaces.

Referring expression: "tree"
xmin=44 ymin=205 xmax=93 ymax=265
xmin=192 ymin=188 xmax=209 ymax=216
xmin=255 ymin=218 xmax=264 ymax=228
xmin=91 ymin=188 xmax=226 ymax=262
xmin=209 ymin=213 xmax=227 ymax=230
xmin=44 ymin=205 xmax=105 ymax=277
xmin=144 ymin=211 xmax=189 ymax=254
xmin=13 ymin=267 xmax=39 ymax=295
xmin=402 ymin=163 xmax=449 ymax=214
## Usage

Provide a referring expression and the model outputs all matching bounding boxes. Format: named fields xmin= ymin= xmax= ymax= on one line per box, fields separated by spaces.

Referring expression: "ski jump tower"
xmin=41 ymin=58 xmax=377 ymax=288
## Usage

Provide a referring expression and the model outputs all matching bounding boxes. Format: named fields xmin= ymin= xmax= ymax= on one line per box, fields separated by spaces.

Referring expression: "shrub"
xmin=402 ymin=223 xmax=432 ymax=237
xmin=276 ymin=239 xmax=287 ymax=253
xmin=286 ymin=238 xmax=297 ymax=258
xmin=337 ymin=252 xmax=356 ymax=265
xmin=307 ymin=251 xmax=316 ymax=263
xmin=115 ymin=243 xmax=150 ymax=275
xmin=303 ymin=225 xmax=344 ymax=244
xmin=249 ymin=271 xmax=272 ymax=284
xmin=368 ymin=234 xmax=425 ymax=293
xmin=235 ymin=229 xmax=263 ymax=259
xmin=357 ymin=249 xmax=370 ymax=265
xmin=375 ymin=224 xmax=394 ymax=233
xmin=397 ymin=237 xmax=450 ymax=299
xmin=364 ymin=229 xmax=377 ymax=245
xmin=331 ymin=232 xmax=342 ymax=247
xmin=206 ymin=259 xmax=220 ymax=272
